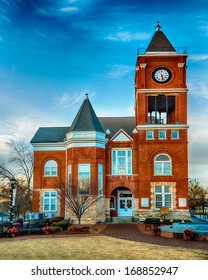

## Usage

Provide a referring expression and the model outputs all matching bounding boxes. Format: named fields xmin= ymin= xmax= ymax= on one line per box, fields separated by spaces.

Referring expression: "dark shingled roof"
xmin=30 ymin=127 xmax=69 ymax=143
xmin=69 ymin=96 xmax=104 ymax=133
xmin=30 ymin=117 xmax=136 ymax=144
xmin=98 ymin=116 xmax=135 ymax=138
xmin=146 ymin=30 xmax=176 ymax=52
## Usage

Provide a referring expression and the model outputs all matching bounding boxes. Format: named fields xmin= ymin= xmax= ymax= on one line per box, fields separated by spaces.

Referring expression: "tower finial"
xmin=155 ymin=21 xmax=161 ymax=31
xmin=85 ymin=93 xmax=88 ymax=99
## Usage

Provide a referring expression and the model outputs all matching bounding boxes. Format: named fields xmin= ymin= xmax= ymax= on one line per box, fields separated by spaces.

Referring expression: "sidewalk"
xmin=102 ymin=223 xmax=208 ymax=250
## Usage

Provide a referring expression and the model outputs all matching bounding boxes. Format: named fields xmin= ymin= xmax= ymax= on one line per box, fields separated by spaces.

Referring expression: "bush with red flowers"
xmin=8 ymin=227 xmax=18 ymax=238
xmin=184 ymin=229 xmax=197 ymax=240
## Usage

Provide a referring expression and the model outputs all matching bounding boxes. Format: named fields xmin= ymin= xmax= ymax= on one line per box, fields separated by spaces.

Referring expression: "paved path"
xmin=102 ymin=224 xmax=208 ymax=251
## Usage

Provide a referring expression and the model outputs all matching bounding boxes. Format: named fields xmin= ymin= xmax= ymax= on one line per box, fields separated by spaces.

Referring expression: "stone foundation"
xmin=137 ymin=209 xmax=191 ymax=222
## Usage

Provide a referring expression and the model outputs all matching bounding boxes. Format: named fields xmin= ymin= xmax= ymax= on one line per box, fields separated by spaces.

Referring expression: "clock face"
xmin=152 ymin=67 xmax=172 ymax=83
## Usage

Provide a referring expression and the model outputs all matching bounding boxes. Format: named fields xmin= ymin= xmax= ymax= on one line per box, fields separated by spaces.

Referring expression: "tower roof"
xmin=146 ymin=22 xmax=176 ymax=53
xmin=69 ymin=94 xmax=105 ymax=133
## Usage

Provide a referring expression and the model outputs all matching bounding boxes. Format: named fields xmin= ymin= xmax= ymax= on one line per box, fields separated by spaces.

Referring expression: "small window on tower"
xmin=158 ymin=131 xmax=166 ymax=139
xmin=146 ymin=131 xmax=154 ymax=139
xmin=171 ymin=131 xmax=179 ymax=139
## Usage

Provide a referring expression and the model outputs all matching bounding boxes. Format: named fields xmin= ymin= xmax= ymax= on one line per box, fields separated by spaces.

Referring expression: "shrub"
xmin=52 ymin=220 xmax=70 ymax=230
xmin=42 ymin=225 xmax=53 ymax=234
xmin=49 ymin=226 xmax=62 ymax=234
xmin=47 ymin=217 xmax=64 ymax=225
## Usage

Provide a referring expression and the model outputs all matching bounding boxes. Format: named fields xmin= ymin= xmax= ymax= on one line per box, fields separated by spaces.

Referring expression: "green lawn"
xmin=0 ymin=235 xmax=207 ymax=260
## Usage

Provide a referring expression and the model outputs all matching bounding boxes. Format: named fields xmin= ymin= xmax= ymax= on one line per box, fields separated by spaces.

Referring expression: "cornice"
xmin=136 ymin=88 xmax=188 ymax=94
xmin=136 ymin=124 xmax=189 ymax=130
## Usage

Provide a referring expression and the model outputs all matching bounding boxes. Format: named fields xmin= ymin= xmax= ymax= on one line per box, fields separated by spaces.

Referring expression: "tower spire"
xmin=155 ymin=21 xmax=161 ymax=31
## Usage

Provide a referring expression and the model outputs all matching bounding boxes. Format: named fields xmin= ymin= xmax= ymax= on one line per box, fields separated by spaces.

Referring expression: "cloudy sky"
xmin=0 ymin=0 xmax=208 ymax=186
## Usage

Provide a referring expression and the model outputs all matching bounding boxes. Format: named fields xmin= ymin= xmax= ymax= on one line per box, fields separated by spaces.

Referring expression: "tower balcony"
xmin=137 ymin=47 xmax=187 ymax=55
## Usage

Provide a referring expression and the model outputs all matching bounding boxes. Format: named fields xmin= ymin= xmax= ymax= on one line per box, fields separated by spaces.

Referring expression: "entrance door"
xmin=118 ymin=191 xmax=133 ymax=217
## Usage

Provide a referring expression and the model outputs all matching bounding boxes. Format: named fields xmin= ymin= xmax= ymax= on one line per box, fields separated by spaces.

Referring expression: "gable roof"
xmin=146 ymin=30 xmax=176 ymax=53
xmin=98 ymin=116 xmax=135 ymax=138
xmin=69 ymin=95 xmax=104 ymax=133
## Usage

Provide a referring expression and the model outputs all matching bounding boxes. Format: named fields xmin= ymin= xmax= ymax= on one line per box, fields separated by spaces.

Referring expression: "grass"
xmin=0 ymin=235 xmax=207 ymax=260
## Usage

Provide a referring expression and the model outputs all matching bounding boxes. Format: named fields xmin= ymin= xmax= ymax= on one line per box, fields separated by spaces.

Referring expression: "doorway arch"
xmin=110 ymin=187 xmax=134 ymax=217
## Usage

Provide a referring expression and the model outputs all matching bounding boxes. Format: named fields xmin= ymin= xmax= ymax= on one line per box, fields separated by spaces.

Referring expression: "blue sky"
xmin=0 ymin=0 xmax=208 ymax=186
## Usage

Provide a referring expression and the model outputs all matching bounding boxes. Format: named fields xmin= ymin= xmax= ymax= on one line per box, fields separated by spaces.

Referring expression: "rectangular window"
xmin=154 ymin=186 xmax=172 ymax=210
xmin=171 ymin=130 xmax=179 ymax=139
xmin=158 ymin=131 xmax=166 ymax=139
xmin=146 ymin=131 xmax=154 ymax=139
xmin=98 ymin=164 xmax=103 ymax=196
xmin=78 ymin=164 xmax=90 ymax=195
xmin=112 ymin=150 xmax=132 ymax=175
xmin=43 ymin=191 xmax=57 ymax=212
xmin=68 ymin=165 xmax=72 ymax=186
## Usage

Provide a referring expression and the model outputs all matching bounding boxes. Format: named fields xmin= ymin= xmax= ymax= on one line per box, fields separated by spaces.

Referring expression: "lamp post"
xmin=9 ymin=178 xmax=16 ymax=224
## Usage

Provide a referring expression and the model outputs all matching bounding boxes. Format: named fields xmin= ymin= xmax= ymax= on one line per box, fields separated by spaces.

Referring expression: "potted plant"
xmin=152 ymin=226 xmax=160 ymax=236
xmin=183 ymin=229 xmax=197 ymax=240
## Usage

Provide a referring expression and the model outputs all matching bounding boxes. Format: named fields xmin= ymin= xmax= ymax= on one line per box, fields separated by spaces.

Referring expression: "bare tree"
xmin=0 ymin=139 xmax=33 ymax=219
xmin=57 ymin=179 xmax=100 ymax=229
xmin=188 ymin=179 xmax=208 ymax=209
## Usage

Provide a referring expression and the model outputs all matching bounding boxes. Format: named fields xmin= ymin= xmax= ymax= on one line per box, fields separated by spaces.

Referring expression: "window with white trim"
xmin=98 ymin=164 xmax=103 ymax=196
xmin=155 ymin=185 xmax=172 ymax=209
xmin=146 ymin=131 xmax=154 ymax=139
xmin=154 ymin=154 xmax=171 ymax=175
xmin=43 ymin=191 xmax=57 ymax=211
xmin=44 ymin=160 xmax=57 ymax=176
xmin=78 ymin=164 xmax=90 ymax=195
xmin=112 ymin=150 xmax=132 ymax=175
xmin=171 ymin=130 xmax=179 ymax=139
xmin=158 ymin=130 xmax=166 ymax=139
xmin=68 ymin=165 xmax=72 ymax=186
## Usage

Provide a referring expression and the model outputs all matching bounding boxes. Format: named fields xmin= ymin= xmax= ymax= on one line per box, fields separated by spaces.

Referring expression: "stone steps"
xmin=108 ymin=216 xmax=139 ymax=224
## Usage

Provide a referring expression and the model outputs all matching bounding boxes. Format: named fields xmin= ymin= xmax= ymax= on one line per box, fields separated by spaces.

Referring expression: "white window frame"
xmin=146 ymin=131 xmax=154 ymax=139
xmin=171 ymin=130 xmax=179 ymax=139
xmin=112 ymin=149 xmax=132 ymax=175
xmin=154 ymin=185 xmax=172 ymax=210
xmin=98 ymin=164 xmax=103 ymax=196
xmin=68 ymin=165 xmax=72 ymax=186
xmin=154 ymin=154 xmax=172 ymax=175
xmin=44 ymin=160 xmax=58 ymax=176
xmin=78 ymin=164 xmax=90 ymax=195
xmin=158 ymin=130 xmax=166 ymax=139
xmin=43 ymin=191 xmax=57 ymax=212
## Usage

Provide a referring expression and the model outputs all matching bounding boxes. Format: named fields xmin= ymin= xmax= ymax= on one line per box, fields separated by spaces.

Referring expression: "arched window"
xmin=154 ymin=154 xmax=171 ymax=175
xmin=44 ymin=160 xmax=58 ymax=176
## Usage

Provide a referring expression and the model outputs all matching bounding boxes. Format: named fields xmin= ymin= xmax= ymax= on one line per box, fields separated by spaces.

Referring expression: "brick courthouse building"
xmin=31 ymin=24 xmax=190 ymax=222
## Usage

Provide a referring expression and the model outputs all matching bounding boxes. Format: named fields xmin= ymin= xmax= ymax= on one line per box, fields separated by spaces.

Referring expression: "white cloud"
xmin=189 ymin=54 xmax=208 ymax=61
xmin=105 ymin=31 xmax=150 ymax=42
xmin=106 ymin=64 xmax=134 ymax=78
xmin=189 ymin=80 xmax=208 ymax=101
xmin=54 ymin=91 xmax=95 ymax=109
xmin=188 ymin=112 xmax=208 ymax=185
xmin=60 ymin=6 xmax=79 ymax=12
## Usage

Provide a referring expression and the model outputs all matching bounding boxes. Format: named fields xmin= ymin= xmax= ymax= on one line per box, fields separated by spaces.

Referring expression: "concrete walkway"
xmin=102 ymin=223 xmax=208 ymax=250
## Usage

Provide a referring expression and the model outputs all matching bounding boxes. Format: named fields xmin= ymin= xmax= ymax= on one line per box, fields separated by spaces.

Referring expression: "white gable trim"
xmin=111 ymin=129 xmax=132 ymax=142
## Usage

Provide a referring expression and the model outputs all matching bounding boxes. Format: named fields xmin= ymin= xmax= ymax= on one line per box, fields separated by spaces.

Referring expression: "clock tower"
xmin=134 ymin=23 xmax=189 ymax=219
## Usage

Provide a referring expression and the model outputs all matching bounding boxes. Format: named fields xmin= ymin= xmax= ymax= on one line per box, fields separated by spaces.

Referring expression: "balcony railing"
xmin=137 ymin=47 xmax=187 ymax=55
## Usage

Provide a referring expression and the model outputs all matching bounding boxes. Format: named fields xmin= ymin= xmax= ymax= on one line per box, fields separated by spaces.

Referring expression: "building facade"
xmin=31 ymin=24 xmax=190 ymax=222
